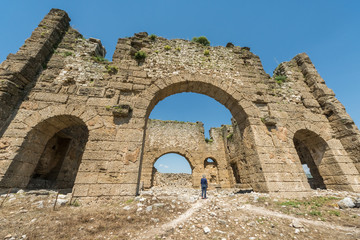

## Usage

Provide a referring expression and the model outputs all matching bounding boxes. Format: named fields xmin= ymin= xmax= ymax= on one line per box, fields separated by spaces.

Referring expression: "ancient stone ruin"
xmin=0 ymin=9 xmax=359 ymax=199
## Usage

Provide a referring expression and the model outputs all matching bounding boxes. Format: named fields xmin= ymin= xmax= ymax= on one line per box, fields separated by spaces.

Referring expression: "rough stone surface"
xmin=0 ymin=9 xmax=359 ymax=198
xmin=337 ymin=197 xmax=355 ymax=209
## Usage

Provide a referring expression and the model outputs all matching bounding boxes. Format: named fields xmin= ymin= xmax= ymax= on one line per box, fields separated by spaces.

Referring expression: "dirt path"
xmin=140 ymin=199 xmax=207 ymax=239
xmin=139 ymin=199 xmax=359 ymax=239
xmin=241 ymin=204 xmax=360 ymax=233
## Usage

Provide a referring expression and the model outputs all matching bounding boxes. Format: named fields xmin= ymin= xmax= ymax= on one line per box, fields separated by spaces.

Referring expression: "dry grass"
xmin=0 ymin=194 xmax=189 ymax=240
xmin=253 ymin=196 xmax=359 ymax=227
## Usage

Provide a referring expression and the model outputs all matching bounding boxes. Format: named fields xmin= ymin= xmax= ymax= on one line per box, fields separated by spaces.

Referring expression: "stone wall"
xmin=0 ymin=9 xmax=359 ymax=199
xmin=152 ymin=171 xmax=192 ymax=188
xmin=141 ymin=119 xmax=230 ymax=189
xmin=0 ymin=9 xmax=70 ymax=135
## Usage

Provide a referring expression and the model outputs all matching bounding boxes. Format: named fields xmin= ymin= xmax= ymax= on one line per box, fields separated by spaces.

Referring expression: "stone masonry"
xmin=0 ymin=9 xmax=359 ymax=199
xmin=142 ymin=119 xmax=230 ymax=189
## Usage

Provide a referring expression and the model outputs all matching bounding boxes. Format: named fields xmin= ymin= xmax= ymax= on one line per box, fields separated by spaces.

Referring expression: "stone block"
xmin=87 ymin=183 xmax=112 ymax=196
xmin=266 ymin=181 xmax=307 ymax=192
xmin=74 ymin=171 xmax=99 ymax=184
xmin=132 ymin=71 xmax=147 ymax=78
xmin=33 ymin=92 xmax=68 ymax=103
xmin=72 ymin=184 xmax=90 ymax=197
xmin=109 ymin=183 xmax=137 ymax=196
xmin=86 ymin=97 xmax=114 ymax=106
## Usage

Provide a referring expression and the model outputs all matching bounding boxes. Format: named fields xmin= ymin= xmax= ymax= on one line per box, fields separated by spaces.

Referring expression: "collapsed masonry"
xmin=0 ymin=9 xmax=359 ymax=199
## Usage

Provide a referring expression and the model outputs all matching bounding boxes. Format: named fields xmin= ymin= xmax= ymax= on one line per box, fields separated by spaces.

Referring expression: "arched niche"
xmin=0 ymin=115 xmax=89 ymax=190
xmin=293 ymin=129 xmax=328 ymax=190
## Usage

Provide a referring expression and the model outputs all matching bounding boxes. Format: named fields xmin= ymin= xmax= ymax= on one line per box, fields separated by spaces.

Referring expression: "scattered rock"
xmin=337 ymin=197 xmax=355 ymax=209
xmin=291 ymin=220 xmax=304 ymax=228
xmin=33 ymin=201 xmax=44 ymax=209
xmin=123 ymin=206 xmax=131 ymax=210
xmin=17 ymin=189 xmax=25 ymax=194
xmin=218 ymin=219 xmax=226 ymax=225
xmin=203 ymin=226 xmax=210 ymax=234
xmin=153 ymin=203 xmax=165 ymax=208
xmin=26 ymin=190 xmax=51 ymax=195
xmin=151 ymin=218 xmax=159 ymax=223
xmin=55 ymin=198 xmax=68 ymax=206
xmin=247 ymin=221 xmax=256 ymax=227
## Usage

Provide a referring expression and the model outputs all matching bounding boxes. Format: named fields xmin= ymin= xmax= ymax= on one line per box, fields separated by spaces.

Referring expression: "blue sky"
xmin=1 ymin=1 xmax=359 ymax=173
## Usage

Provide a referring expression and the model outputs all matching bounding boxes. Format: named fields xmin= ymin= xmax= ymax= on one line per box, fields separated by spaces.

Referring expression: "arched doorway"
xmin=141 ymin=150 xmax=195 ymax=189
xmin=204 ymin=158 xmax=220 ymax=185
xmin=0 ymin=115 xmax=89 ymax=190
xmin=152 ymin=153 xmax=192 ymax=188
xmin=293 ymin=129 xmax=327 ymax=190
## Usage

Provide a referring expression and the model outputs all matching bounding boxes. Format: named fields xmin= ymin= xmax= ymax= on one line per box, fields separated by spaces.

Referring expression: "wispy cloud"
xmin=159 ymin=164 xmax=169 ymax=169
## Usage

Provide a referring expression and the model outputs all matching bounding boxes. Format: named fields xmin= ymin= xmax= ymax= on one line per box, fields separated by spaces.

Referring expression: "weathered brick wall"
xmin=0 ymin=9 xmax=359 ymax=198
xmin=0 ymin=9 xmax=70 ymax=135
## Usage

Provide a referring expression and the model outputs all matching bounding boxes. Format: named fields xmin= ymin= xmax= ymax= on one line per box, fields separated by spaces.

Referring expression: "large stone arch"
xmin=138 ymin=74 xmax=260 ymax=122
xmin=0 ymin=113 xmax=89 ymax=189
xmin=136 ymin=73 xmax=270 ymax=193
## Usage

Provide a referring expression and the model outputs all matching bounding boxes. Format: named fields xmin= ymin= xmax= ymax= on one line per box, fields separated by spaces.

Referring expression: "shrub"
xmin=71 ymin=199 xmax=80 ymax=207
xmin=92 ymin=56 xmax=108 ymax=63
xmin=204 ymin=49 xmax=210 ymax=56
xmin=274 ymin=75 xmax=287 ymax=84
xmin=63 ymin=51 xmax=73 ymax=57
xmin=175 ymin=47 xmax=181 ymax=52
xmin=205 ymin=138 xmax=213 ymax=143
xmin=226 ymin=133 xmax=233 ymax=139
xmin=192 ymin=36 xmax=210 ymax=46
xmin=164 ymin=45 xmax=171 ymax=51
xmin=149 ymin=34 xmax=157 ymax=41
xmin=106 ymin=65 xmax=118 ymax=75
xmin=134 ymin=50 xmax=147 ymax=60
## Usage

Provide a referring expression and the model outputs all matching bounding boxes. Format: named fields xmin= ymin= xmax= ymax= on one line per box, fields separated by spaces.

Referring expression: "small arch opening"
xmin=204 ymin=157 xmax=219 ymax=184
xmin=152 ymin=153 xmax=192 ymax=188
xmin=293 ymin=130 xmax=326 ymax=190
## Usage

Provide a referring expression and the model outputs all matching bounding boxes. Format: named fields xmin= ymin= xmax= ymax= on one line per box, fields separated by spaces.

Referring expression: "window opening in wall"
xmin=204 ymin=158 xmax=218 ymax=184
xmin=152 ymin=153 xmax=192 ymax=188
xmin=154 ymin=153 xmax=192 ymax=174
xmin=293 ymin=135 xmax=326 ymax=190
xmin=302 ymin=164 xmax=313 ymax=179
xmin=230 ymin=162 xmax=241 ymax=184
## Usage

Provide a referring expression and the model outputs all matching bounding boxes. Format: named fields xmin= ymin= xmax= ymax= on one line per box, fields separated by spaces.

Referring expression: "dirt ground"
xmin=0 ymin=187 xmax=359 ymax=240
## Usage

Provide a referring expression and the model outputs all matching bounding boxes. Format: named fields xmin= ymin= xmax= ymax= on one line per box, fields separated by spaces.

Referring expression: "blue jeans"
xmin=201 ymin=186 xmax=207 ymax=198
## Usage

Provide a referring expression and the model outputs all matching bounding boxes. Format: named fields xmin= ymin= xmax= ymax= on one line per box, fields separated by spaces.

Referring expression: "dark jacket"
xmin=201 ymin=178 xmax=208 ymax=188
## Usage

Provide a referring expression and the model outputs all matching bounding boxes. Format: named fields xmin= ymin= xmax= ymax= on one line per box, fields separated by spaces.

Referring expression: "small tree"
xmin=192 ymin=36 xmax=210 ymax=46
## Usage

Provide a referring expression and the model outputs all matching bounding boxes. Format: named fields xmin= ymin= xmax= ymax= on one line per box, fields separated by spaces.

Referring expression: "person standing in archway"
xmin=201 ymin=175 xmax=208 ymax=199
